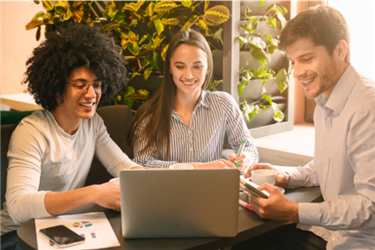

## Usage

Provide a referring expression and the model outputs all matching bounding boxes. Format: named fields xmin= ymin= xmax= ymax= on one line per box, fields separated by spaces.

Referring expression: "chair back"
xmin=84 ymin=105 xmax=134 ymax=185
xmin=1 ymin=124 xmax=17 ymax=210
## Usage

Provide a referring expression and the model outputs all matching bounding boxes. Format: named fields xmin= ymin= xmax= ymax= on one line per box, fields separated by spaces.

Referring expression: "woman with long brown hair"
xmin=128 ymin=29 xmax=258 ymax=172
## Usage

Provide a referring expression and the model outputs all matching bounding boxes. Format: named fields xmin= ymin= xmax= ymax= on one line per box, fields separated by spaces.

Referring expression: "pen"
xmin=239 ymin=199 xmax=254 ymax=212
xmin=234 ymin=140 xmax=246 ymax=167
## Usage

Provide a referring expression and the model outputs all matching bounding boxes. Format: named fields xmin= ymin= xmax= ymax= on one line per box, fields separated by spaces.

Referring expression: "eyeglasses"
xmin=70 ymin=79 xmax=108 ymax=95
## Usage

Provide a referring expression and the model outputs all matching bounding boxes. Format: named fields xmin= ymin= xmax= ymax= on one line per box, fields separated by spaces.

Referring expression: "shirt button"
xmin=332 ymin=237 xmax=335 ymax=240
xmin=325 ymin=144 xmax=328 ymax=148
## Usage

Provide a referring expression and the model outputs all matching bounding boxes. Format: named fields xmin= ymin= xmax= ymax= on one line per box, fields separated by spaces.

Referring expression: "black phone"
xmin=39 ymin=225 xmax=85 ymax=248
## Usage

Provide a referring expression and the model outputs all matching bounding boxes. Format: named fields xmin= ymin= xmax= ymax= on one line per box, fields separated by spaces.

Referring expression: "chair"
xmin=1 ymin=124 xmax=17 ymax=210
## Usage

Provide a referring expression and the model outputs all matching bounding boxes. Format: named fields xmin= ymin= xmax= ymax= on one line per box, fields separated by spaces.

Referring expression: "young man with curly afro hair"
xmin=0 ymin=25 xmax=143 ymax=250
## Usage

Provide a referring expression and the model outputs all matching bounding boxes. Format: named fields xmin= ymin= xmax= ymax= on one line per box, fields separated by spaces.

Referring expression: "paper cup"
xmin=109 ymin=177 xmax=119 ymax=183
xmin=169 ymin=163 xmax=194 ymax=169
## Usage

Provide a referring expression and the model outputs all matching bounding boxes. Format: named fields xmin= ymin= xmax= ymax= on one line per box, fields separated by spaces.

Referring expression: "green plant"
xmin=26 ymin=0 xmax=230 ymax=108
xmin=238 ymin=1 xmax=290 ymax=123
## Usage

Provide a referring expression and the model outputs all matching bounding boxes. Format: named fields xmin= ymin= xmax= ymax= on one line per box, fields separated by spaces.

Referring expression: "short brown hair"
xmin=279 ymin=5 xmax=350 ymax=63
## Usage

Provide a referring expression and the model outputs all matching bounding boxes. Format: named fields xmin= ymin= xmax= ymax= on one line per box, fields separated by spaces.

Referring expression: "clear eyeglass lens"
xmin=73 ymin=80 xmax=106 ymax=94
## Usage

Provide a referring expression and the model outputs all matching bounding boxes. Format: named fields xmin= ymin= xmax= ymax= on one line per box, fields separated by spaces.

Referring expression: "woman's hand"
xmin=192 ymin=159 xmax=236 ymax=169
xmin=229 ymin=153 xmax=249 ymax=174
xmin=244 ymin=163 xmax=290 ymax=188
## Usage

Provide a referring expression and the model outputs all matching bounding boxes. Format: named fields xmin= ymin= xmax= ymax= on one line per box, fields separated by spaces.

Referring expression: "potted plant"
xmin=26 ymin=0 xmax=230 ymax=109
xmin=237 ymin=1 xmax=291 ymax=127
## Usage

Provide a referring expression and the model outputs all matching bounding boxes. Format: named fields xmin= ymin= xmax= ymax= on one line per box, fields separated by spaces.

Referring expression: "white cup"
xmin=169 ymin=163 xmax=194 ymax=169
xmin=251 ymin=169 xmax=277 ymax=186
xmin=109 ymin=177 xmax=119 ymax=183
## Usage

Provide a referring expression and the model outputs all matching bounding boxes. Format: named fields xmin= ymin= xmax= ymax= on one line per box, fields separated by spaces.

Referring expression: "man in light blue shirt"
xmin=236 ymin=5 xmax=375 ymax=250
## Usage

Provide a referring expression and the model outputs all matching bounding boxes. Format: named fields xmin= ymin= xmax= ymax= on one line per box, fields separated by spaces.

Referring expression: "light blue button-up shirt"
xmin=287 ymin=65 xmax=375 ymax=249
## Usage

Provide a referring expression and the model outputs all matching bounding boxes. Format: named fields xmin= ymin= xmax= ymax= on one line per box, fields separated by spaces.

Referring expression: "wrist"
xmin=288 ymin=202 xmax=299 ymax=223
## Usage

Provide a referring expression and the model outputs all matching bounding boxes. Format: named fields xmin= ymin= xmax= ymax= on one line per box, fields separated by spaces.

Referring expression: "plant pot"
xmin=239 ymin=78 xmax=282 ymax=103
xmin=244 ymin=103 xmax=286 ymax=129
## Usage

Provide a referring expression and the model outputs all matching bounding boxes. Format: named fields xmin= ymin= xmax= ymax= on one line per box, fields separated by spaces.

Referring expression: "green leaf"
xmin=182 ymin=15 xmax=200 ymax=30
xmin=261 ymin=80 xmax=267 ymax=95
xmin=265 ymin=4 xmax=276 ymax=15
xmin=139 ymin=35 xmax=148 ymax=44
xmin=36 ymin=26 xmax=41 ymax=41
xmin=153 ymin=19 xmax=164 ymax=35
xmin=258 ymin=1 xmax=266 ymax=6
xmin=281 ymin=5 xmax=288 ymax=15
xmin=127 ymin=41 xmax=140 ymax=56
xmin=152 ymin=51 xmax=159 ymax=70
xmin=181 ymin=1 xmax=192 ymax=8
xmin=241 ymin=100 xmax=261 ymax=121
xmin=241 ymin=16 xmax=259 ymax=34
xmin=32 ymin=11 xmax=45 ymax=21
xmin=154 ymin=1 xmax=177 ymax=13
xmin=113 ymin=11 xmax=126 ymax=23
xmin=240 ymin=61 xmax=249 ymax=71
xmin=247 ymin=35 xmax=266 ymax=49
xmin=54 ymin=1 xmax=68 ymax=14
xmin=266 ymin=16 xmax=277 ymax=28
xmin=263 ymin=33 xmax=274 ymax=45
xmin=144 ymin=67 xmax=153 ymax=80
xmin=250 ymin=46 xmax=268 ymax=65
xmin=141 ymin=58 xmax=150 ymax=68
xmin=256 ymin=65 xmax=268 ymax=78
xmin=204 ymin=1 xmax=209 ymax=12
xmin=272 ymin=106 xmax=284 ymax=122
xmin=239 ymin=78 xmax=247 ymax=97
xmin=275 ymin=68 xmax=289 ymax=93
xmin=125 ymin=86 xmax=136 ymax=97
xmin=262 ymin=95 xmax=273 ymax=106
xmin=213 ymin=28 xmax=224 ymax=45
xmin=239 ymin=36 xmax=247 ymax=46
xmin=203 ymin=6 xmax=230 ymax=26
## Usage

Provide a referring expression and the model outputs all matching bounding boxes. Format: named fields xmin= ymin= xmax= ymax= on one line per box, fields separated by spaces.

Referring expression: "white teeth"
xmin=80 ymin=103 xmax=94 ymax=107
xmin=300 ymin=77 xmax=315 ymax=84
xmin=182 ymin=80 xmax=195 ymax=85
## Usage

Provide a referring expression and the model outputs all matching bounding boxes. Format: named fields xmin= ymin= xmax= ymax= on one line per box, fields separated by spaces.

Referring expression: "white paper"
xmin=35 ymin=212 xmax=120 ymax=250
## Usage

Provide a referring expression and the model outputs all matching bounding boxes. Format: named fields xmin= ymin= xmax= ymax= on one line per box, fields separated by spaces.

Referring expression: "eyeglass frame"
xmin=70 ymin=79 xmax=108 ymax=95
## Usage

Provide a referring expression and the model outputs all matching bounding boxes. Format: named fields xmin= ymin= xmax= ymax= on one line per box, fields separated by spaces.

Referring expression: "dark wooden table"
xmin=17 ymin=187 xmax=322 ymax=250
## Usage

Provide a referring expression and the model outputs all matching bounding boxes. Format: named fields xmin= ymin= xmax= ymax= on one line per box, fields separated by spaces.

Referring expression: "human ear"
xmin=335 ymin=40 xmax=347 ymax=62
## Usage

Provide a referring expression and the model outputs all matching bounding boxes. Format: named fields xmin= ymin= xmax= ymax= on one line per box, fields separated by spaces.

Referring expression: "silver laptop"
xmin=120 ymin=169 xmax=239 ymax=238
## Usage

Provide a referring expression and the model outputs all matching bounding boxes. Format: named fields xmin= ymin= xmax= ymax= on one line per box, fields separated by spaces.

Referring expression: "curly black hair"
xmin=22 ymin=24 xmax=127 ymax=111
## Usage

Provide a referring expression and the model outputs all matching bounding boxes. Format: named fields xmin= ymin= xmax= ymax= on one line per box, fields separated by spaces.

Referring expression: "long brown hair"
xmin=128 ymin=30 xmax=213 ymax=157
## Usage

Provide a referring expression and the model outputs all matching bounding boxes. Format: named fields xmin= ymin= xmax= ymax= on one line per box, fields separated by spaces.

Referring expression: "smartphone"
xmin=240 ymin=176 xmax=270 ymax=198
xmin=39 ymin=225 xmax=85 ymax=248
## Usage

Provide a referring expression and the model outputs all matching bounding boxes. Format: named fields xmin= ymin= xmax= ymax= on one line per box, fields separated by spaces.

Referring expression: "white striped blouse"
xmin=133 ymin=90 xmax=259 ymax=168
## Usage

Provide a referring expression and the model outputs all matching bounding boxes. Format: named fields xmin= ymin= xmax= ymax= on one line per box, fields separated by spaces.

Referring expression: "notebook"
xmin=119 ymin=169 xmax=239 ymax=238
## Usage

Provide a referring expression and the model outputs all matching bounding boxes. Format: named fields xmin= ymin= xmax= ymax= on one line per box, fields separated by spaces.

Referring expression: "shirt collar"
xmin=195 ymin=90 xmax=210 ymax=109
xmin=315 ymin=64 xmax=360 ymax=113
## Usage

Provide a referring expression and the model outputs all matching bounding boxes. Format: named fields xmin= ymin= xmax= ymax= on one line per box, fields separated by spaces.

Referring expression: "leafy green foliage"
xmin=239 ymin=1 xmax=289 ymax=124
xmin=27 ymin=1 xmax=230 ymax=84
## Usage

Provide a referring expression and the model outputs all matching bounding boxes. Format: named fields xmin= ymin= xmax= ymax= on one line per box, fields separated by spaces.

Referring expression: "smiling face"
xmin=170 ymin=44 xmax=208 ymax=100
xmin=286 ymin=38 xmax=346 ymax=100
xmin=54 ymin=67 xmax=101 ymax=126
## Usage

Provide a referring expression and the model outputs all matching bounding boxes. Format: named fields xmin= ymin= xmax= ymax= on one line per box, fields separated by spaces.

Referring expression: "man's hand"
xmin=229 ymin=153 xmax=249 ymax=174
xmin=245 ymin=163 xmax=290 ymax=188
xmin=247 ymin=183 xmax=299 ymax=223
xmin=92 ymin=181 xmax=121 ymax=211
